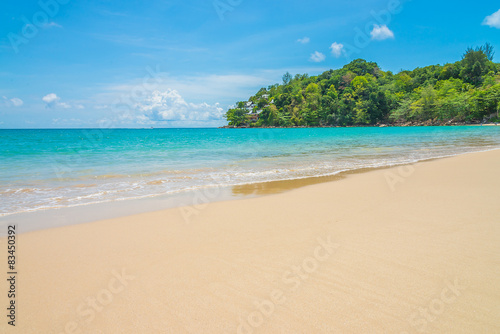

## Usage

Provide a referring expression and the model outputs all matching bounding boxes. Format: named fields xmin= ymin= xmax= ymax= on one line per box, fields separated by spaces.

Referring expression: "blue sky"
xmin=0 ymin=0 xmax=499 ymax=128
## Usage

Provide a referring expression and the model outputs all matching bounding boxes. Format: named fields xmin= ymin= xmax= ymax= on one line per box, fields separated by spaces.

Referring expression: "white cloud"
xmin=10 ymin=98 xmax=23 ymax=107
xmin=2 ymin=96 xmax=24 ymax=107
xmin=483 ymin=9 xmax=500 ymax=28
xmin=310 ymin=51 xmax=326 ymax=63
xmin=58 ymin=102 xmax=71 ymax=109
xmin=99 ymin=71 xmax=287 ymax=107
xmin=370 ymin=24 xmax=395 ymax=40
xmin=44 ymin=22 xmax=63 ymax=29
xmin=135 ymin=90 xmax=223 ymax=123
xmin=42 ymin=93 xmax=59 ymax=104
xmin=330 ymin=42 xmax=344 ymax=58
xmin=42 ymin=93 xmax=71 ymax=109
xmin=297 ymin=37 xmax=310 ymax=44
xmin=91 ymin=68 xmax=330 ymax=127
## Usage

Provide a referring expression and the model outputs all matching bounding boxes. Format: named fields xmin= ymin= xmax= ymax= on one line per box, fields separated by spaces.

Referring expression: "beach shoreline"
xmin=3 ymin=126 xmax=500 ymax=223
xmin=2 ymin=148 xmax=498 ymax=234
xmin=1 ymin=149 xmax=500 ymax=333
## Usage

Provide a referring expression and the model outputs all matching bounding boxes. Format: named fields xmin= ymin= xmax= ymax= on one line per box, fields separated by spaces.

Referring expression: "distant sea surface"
xmin=1 ymin=126 xmax=500 ymax=216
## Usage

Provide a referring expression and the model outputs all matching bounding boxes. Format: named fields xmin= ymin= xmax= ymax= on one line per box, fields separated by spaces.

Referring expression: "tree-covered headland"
xmin=225 ymin=44 xmax=500 ymax=127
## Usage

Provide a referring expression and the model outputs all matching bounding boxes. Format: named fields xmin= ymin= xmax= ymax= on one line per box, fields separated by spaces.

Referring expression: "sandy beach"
xmin=2 ymin=149 xmax=500 ymax=333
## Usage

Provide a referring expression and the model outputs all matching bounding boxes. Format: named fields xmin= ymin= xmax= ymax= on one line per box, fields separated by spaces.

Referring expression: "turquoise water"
xmin=1 ymin=126 xmax=500 ymax=216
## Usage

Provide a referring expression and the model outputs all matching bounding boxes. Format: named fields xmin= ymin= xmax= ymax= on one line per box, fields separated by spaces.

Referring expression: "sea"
xmin=1 ymin=126 xmax=500 ymax=217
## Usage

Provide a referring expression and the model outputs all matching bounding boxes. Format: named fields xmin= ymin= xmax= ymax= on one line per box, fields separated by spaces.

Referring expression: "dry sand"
xmin=1 ymin=150 xmax=500 ymax=333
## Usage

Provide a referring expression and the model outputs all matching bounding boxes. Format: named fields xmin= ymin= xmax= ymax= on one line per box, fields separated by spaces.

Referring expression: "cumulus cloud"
xmin=330 ymin=42 xmax=344 ymax=58
xmin=42 ymin=93 xmax=59 ymax=104
xmin=101 ymin=72 xmax=275 ymax=106
xmin=42 ymin=93 xmax=71 ymax=108
xmin=370 ymin=24 xmax=395 ymax=40
xmin=135 ymin=90 xmax=223 ymax=123
xmin=96 ymin=69 xmax=330 ymax=126
xmin=483 ymin=9 xmax=500 ymax=28
xmin=310 ymin=51 xmax=326 ymax=62
xmin=297 ymin=37 xmax=310 ymax=44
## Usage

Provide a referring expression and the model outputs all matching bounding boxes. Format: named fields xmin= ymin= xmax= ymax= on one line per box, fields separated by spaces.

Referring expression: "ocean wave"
xmin=1 ymin=145 xmax=499 ymax=217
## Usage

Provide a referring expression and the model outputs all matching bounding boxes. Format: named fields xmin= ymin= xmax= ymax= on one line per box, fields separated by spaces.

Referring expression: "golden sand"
xmin=1 ymin=150 xmax=500 ymax=333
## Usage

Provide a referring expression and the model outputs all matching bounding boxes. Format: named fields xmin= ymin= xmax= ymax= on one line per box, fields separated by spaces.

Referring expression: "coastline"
xmin=2 ymin=149 xmax=500 ymax=333
xmin=2 ymin=148 xmax=498 ymax=234
xmin=3 ymin=126 xmax=500 ymax=221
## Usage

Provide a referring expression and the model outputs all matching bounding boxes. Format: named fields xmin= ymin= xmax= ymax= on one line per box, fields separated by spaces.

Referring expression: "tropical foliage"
xmin=225 ymin=44 xmax=500 ymax=127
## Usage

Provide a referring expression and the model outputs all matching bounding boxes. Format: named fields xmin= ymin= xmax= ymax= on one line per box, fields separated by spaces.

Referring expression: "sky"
xmin=0 ymin=0 xmax=499 ymax=128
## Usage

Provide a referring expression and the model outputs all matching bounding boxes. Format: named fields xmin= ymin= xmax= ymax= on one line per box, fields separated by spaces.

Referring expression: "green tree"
xmin=225 ymin=107 xmax=248 ymax=126
xmin=224 ymin=47 xmax=500 ymax=127
xmin=410 ymin=86 xmax=437 ymax=120
xmin=479 ymin=43 xmax=495 ymax=62
xmin=282 ymin=72 xmax=292 ymax=85
xmin=460 ymin=48 xmax=491 ymax=85
xmin=326 ymin=85 xmax=338 ymax=99
xmin=394 ymin=72 xmax=413 ymax=93
xmin=305 ymin=82 xmax=320 ymax=94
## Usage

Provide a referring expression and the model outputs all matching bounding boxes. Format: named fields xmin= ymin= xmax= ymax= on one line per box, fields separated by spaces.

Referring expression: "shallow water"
xmin=1 ymin=126 xmax=500 ymax=216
